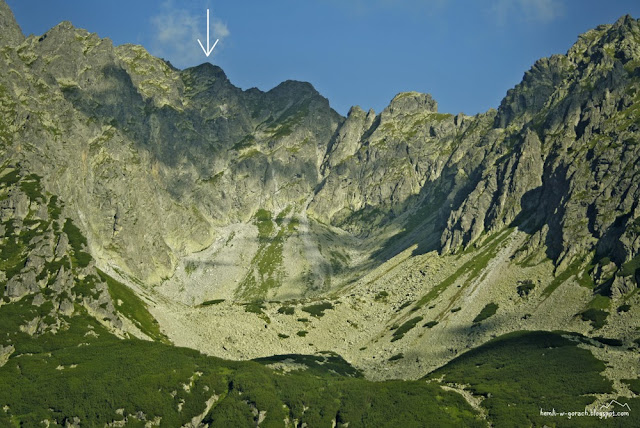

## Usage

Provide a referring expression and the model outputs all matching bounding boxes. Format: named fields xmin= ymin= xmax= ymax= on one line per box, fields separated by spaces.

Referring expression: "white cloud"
xmin=491 ymin=0 xmax=564 ymax=24
xmin=149 ymin=1 xmax=229 ymax=69
xmin=212 ymin=20 xmax=230 ymax=39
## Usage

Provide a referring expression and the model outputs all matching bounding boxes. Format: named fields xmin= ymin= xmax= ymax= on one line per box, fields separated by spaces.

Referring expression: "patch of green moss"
xmin=580 ymin=308 xmax=609 ymax=329
xmin=97 ymin=269 xmax=167 ymax=342
xmin=473 ymin=303 xmax=499 ymax=323
xmin=301 ymin=302 xmax=334 ymax=318
xmin=414 ymin=229 xmax=513 ymax=311
xmin=621 ymin=254 xmax=640 ymax=277
xmin=623 ymin=378 xmax=640 ymax=395
xmin=277 ymin=306 xmax=295 ymax=315
xmin=237 ymin=209 xmax=290 ymax=299
xmin=231 ymin=134 xmax=255 ymax=151
xmin=389 ymin=353 xmax=404 ymax=362
xmin=243 ymin=301 xmax=266 ymax=315
xmin=516 ymin=280 xmax=535 ymax=297
xmin=391 ymin=316 xmax=423 ymax=342
xmin=541 ymin=259 xmax=590 ymax=298
xmin=617 ymin=304 xmax=631 ymax=313
xmin=19 ymin=174 xmax=45 ymax=201
xmin=201 ymin=299 xmax=225 ymax=306
xmin=374 ymin=291 xmax=389 ymax=301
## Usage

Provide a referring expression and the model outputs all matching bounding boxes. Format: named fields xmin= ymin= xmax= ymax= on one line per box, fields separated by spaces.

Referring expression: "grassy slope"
xmin=429 ymin=330 xmax=639 ymax=427
xmin=0 ymin=312 xmax=484 ymax=427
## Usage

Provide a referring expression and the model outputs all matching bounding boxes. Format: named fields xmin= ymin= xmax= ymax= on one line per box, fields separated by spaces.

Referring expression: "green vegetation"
xmin=48 ymin=194 xmax=62 ymax=220
xmin=63 ymin=218 xmax=91 ymax=268
xmin=592 ymin=337 xmax=623 ymax=347
xmin=0 ymin=310 xmax=483 ymax=427
xmin=429 ymin=331 xmax=615 ymax=427
xmin=202 ymin=170 xmax=224 ymax=186
xmin=580 ymin=308 xmax=609 ymax=329
xmin=236 ymin=209 xmax=293 ymax=300
xmin=617 ymin=304 xmax=631 ymax=313
xmin=296 ymin=330 xmax=308 ymax=337
xmin=388 ymin=353 xmax=404 ymax=362
xmin=516 ymin=280 xmax=535 ymax=297
xmin=451 ymin=307 xmax=461 ymax=313
xmin=414 ymin=229 xmax=513 ymax=311
xmin=329 ymin=249 xmax=350 ymax=273
xmin=19 ymin=174 xmax=45 ymax=201
xmin=201 ymin=299 xmax=225 ymax=306
xmin=0 ymin=168 xmax=21 ymax=187
xmin=391 ymin=316 xmax=423 ymax=342
xmin=473 ymin=303 xmax=499 ymax=323
xmin=231 ymin=134 xmax=255 ymax=151
xmin=277 ymin=305 xmax=295 ymax=315
xmin=423 ymin=320 xmax=439 ymax=328
xmin=374 ymin=290 xmax=389 ymax=301
xmin=97 ymin=269 xmax=167 ymax=342
xmin=587 ymin=294 xmax=611 ymax=311
xmin=185 ymin=261 xmax=197 ymax=275
xmin=254 ymin=352 xmax=362 ymax=378
xmin=266 ymin=99 xmax=311 ymax=139
xmin=621 ymin=254 xmax=640 ymax=277
xmin=243 ymin=301 xmax=266 ymax=315
xmin=541 ymin=260 xmax=591 ymax=297
xmin=301 ymin=302 xmax=334 ymax=317
xmin=396 ymin=301 xmax=412 ymax=311
xmin=623 ymin=378 xmax=640 ymax=395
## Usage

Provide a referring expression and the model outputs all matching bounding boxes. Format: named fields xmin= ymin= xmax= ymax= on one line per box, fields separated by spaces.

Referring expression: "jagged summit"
xmin=386 ymin=91 xmax=438 ymax=114
xmin=187 ymin=62 xmax=229 ymax=79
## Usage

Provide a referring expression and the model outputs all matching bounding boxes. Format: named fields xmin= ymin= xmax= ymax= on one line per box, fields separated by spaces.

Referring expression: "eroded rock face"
xmin=0 ymin=9 xmax=341 ymax=284
xmin=439 ymin=15 xmax=640 ymax=276
xmin=0 ymin=166 xmax=145 ymax=339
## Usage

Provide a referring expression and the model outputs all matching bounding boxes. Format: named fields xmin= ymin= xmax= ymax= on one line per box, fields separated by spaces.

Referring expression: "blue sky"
xmin=7 ymin=1 xmax=640 ymax=116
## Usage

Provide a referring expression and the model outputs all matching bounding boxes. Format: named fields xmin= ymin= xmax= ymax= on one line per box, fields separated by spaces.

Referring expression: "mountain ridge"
xmin=0 ymin=1 xmax=639 ymax=421
xmin=1 ymin=1 xmax=640 ymax=425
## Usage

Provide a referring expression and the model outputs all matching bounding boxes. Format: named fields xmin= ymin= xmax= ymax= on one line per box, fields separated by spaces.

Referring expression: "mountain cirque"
xmin=1 ymin=0 xmax=640 ymax=425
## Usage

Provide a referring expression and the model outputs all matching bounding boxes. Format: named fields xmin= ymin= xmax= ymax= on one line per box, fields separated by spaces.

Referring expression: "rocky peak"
xmin=265 ymin=80 xmax=329 ymax=111
xmin=187 ymin=62 xmax=229 ymax=81
xmin=385 ymin=92 xmax=438 ymax=115
xmin=0 ymin=0 xmax=24 ymax=47
xmin=182 ymin=63 xmax=234 ymax=97
xmin=496 ymin=15 xmax=640 ymax=129
xmin=609 ymin=14 xmax=638 ymax=36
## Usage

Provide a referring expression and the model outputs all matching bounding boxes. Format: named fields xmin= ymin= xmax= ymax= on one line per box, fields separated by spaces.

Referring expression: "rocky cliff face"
xmin=0 ymin=164 xmax=162 ymax=343
xmin=0 ymin=0 xmax=638 ymax=308
xmin=440 ymin=16 xmax=640 ymax=290
xmin=0 ymin=11 xmax=341 ymax=291
xmin=311 ymin=16 xmax=640 ymax=299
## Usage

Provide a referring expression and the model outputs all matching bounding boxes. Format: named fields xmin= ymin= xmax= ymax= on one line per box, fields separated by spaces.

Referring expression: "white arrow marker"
xmin=197 ymin=9 xmax=219 ymax=57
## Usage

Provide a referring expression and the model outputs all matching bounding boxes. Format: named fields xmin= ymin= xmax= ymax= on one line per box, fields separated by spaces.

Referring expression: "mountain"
xmin=1 ymin=0 xmax=639 ymax=426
